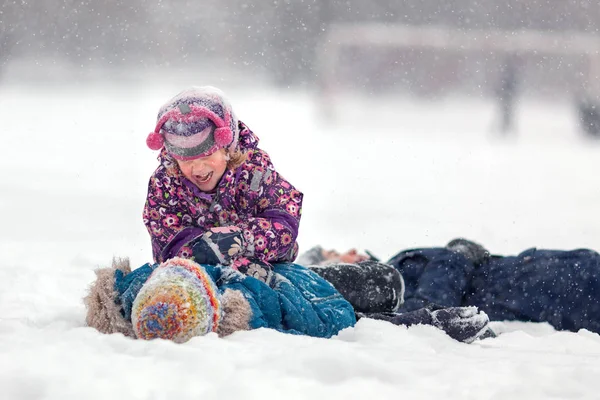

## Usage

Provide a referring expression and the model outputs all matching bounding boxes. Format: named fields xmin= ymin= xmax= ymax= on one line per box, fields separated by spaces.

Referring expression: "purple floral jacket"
xmin=143 ymin=122 xmax=303 ymax=264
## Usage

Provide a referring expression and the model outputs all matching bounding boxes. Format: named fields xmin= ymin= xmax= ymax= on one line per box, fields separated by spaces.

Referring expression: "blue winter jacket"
xmin=203 ymin=262 xmax=357 ymax=337
xmin=118 ymin=262 xmax=356 ymax=338
xmin=388 ymin=247 xmax=600 ymax=333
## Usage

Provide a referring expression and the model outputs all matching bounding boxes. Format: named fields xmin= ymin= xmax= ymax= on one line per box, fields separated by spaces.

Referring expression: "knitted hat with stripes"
xmin=131 ymin=257 xmax=222 ymax=343
xmin=146 ymin=86 xmax=239 ymax=160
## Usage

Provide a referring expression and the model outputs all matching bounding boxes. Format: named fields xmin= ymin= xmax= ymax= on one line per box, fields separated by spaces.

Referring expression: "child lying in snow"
xmin=299 ymin=239 xmax=600 ymax=335
xmin=85 ymin=257 xmax=355 ymax=341
xmin=84 ymin=257 xmax=490 ymax=343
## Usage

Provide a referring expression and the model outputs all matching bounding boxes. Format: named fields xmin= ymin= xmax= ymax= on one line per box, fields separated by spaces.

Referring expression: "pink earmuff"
xmin=214 ymin=127 xmax=233 ymax=147
xmin=146 ymin=131 xmax=165 ymax=150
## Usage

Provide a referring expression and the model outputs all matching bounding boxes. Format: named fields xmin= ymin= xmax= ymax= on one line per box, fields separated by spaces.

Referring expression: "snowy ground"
xmin=2 ymin=79 xmax=600 ymax=399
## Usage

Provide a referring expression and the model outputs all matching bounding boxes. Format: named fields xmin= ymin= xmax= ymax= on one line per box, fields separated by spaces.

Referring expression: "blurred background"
xmin=4 ymin=0 xmax=600 ymax=132
xmin=3 ymin=1 xmax=600 ymax=98
xmin=2 ymin=1 xmax=600 ymax=267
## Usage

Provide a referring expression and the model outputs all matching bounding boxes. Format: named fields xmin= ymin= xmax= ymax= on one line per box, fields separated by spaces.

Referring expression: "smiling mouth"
xmin=196 ymin=171 xmax=213 ymax=184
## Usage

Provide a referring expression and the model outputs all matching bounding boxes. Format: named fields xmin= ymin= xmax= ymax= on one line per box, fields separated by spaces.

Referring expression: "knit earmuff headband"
xmin=146 ymin=103 xmax=234 ymax=155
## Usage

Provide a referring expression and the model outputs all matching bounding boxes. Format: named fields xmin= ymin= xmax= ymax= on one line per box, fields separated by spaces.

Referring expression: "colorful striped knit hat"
xmin=131 ymin=257 xmax=222 ymax=343
xmin=146 ymin=86 xmax=239 ymax=160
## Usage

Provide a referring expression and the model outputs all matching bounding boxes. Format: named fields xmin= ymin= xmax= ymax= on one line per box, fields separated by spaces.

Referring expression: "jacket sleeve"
xmin=236 ymin=151 xmax=303 ymax=264
xmin=143 ymin=168 xmax=205 ymax=263
xmin=358 ymin=305 xmax=490 ymax=343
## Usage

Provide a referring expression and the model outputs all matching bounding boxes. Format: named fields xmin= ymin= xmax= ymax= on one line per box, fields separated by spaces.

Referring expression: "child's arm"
xmin=143 ymin=170 xmax=204 ymax=263
xmin=143 ymin=166 xmax=271 ymax=267
xmin=236 ymin=150 xmax=303 ymax=263
xmin=144 ymin=148 xmax=302 ymax=265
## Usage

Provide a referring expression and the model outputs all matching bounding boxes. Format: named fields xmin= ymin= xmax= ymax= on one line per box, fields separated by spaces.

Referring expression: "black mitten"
xmin=192 ymin=227 xmax=245 ymax=266
xmin=361 ymin=306 xmax=491 ymax=343
xmin=430 ymin=306 xmax=490 ymax=343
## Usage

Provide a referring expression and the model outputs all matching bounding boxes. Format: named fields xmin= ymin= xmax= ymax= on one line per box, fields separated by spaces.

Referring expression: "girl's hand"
xmin=192 ymin=227 xmax=245 ymax=266
xmin=231 ymin=257 xmax=274 ymax=285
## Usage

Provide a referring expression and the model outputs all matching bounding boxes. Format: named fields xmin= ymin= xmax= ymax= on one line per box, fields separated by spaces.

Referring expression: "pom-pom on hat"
xmin=131 ymin=257 xmax=222 ymax=343
xmin=146 ymin=86 xmax=239 ymax=160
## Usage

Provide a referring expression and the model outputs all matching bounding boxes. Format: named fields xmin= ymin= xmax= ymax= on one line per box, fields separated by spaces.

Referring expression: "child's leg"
xmin=468 ymin=248 xmax=600 ymax=333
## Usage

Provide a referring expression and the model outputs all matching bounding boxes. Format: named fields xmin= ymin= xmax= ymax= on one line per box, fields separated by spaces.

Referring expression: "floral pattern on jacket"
xmin=143 ymin=121 xmax=303 ymax=264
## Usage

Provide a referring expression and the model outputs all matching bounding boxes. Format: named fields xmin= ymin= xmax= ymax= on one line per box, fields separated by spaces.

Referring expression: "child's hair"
xmin=226 ymin=149 xmax=248 ymax=169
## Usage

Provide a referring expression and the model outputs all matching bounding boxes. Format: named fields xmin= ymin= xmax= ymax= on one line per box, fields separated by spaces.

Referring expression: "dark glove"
xmin=192 ymin=226 xmax=245 ymax=266
xmin=446 ymin=238 xmax=490 ymax=267
xmin=430 ymin=306 xmax=490 ymax=343
xmin=114 ymin=263 xmax=157 ymax=320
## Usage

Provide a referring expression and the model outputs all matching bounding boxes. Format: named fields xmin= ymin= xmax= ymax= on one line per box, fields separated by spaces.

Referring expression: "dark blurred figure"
xmin=495 ymin=54 xmax=520 ymax=134
xmin=576 ymin=96 xmax=600 ymax=137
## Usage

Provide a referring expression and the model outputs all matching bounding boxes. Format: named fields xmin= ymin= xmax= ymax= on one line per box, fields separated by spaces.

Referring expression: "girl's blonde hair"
xmin=226 ymin=149 xmax=248 ymax=169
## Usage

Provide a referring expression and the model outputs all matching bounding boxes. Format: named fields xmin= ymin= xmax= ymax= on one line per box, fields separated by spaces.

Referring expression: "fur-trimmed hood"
xmin=84 ymin=258 xmax=136 ymax=338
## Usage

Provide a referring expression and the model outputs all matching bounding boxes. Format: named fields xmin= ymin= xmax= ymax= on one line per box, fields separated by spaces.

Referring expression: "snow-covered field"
xmin=2 ymin=80 xmax=600 ymax=399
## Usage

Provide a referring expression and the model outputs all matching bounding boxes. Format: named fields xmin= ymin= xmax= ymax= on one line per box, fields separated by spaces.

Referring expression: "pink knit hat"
xmin=146 ymin=86 xmax=239 ymax=160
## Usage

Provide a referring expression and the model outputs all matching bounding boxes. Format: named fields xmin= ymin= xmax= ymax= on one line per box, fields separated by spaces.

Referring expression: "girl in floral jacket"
xmin=143 ymin=87 xmax=302 ymax=277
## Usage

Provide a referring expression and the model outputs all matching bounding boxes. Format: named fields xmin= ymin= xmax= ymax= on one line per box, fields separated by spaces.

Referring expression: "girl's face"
xmin=176 ymin=148 xmax=228 ymax=192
